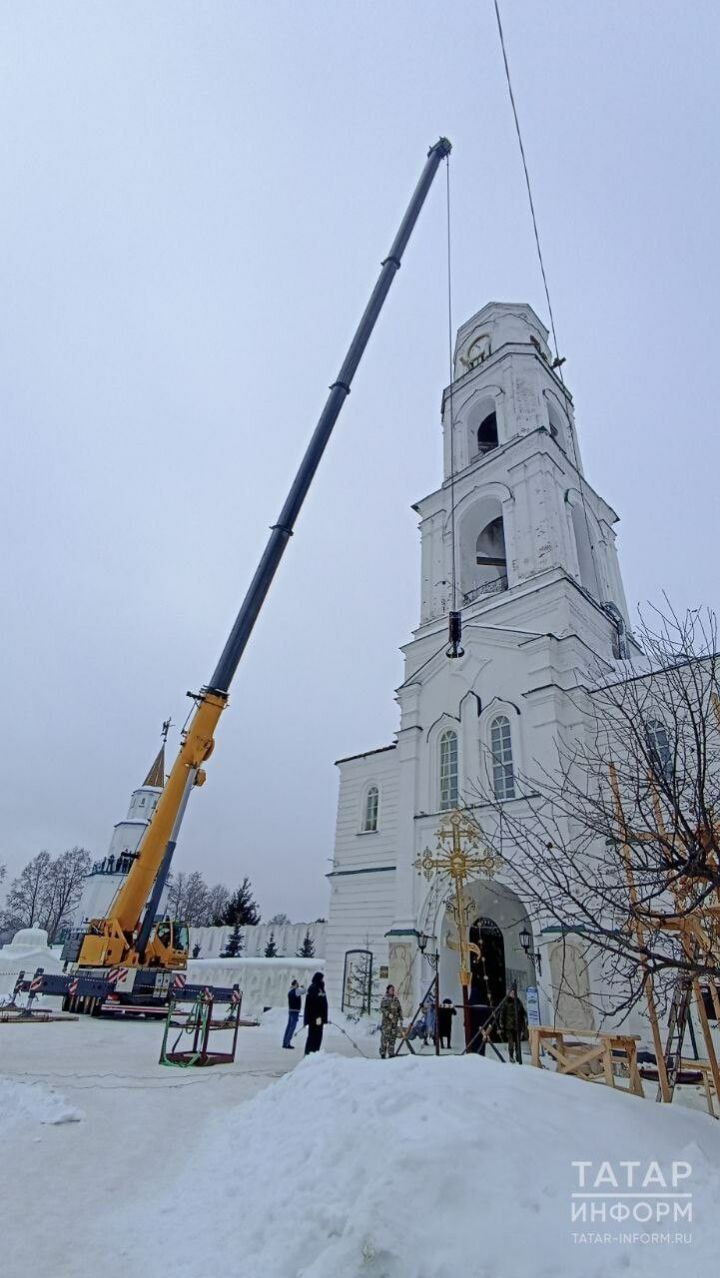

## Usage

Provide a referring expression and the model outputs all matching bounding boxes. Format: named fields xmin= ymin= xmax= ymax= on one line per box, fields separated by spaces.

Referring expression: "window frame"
xmin=645 ymin=718 xmax=673 ymax=782
xmin=361 ymin=783 xmax=380 ymax=833
xmin=489 ymin=713 xmax=516 ymax=801
xmin=439 ymin=728 xmax=459 ymax=811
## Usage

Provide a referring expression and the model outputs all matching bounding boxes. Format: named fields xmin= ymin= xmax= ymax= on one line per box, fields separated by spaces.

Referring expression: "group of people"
xmin=379 ymin=984 xmax=527 ymax=1059
xmin=280 ymin=973 xmax=527 ymax=1061
xmin=281 ymin=972 xmax=328 ymax=1054
xmin=379 ymin=986 xmax=458 ymax=1058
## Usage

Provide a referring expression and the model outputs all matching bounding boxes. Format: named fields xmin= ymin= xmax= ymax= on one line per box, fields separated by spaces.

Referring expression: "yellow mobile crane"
xmin=28 ymin=139 xmax=451 ymax=1013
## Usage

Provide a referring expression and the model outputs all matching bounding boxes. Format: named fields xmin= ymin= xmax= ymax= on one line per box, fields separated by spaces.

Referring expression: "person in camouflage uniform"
xmin=499 ymin=988 xmax=527 ymax=1062
xmin=379 ymin=984 xmax=404 ymax=1058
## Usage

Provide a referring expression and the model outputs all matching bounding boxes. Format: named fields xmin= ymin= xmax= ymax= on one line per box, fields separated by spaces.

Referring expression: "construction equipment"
xmin=1 ymin=968 xmax=78 ymax=1023
xmin=159 ymin=984 xmax=250 ymax=1067
xmin=36 ymin=138 xmax=451 ymax=1013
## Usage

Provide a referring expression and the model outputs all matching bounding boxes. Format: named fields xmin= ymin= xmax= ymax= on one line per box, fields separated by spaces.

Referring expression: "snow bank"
xmin=0 ymin=1078 xmax=83 ymax=1129
xmin=120 ymin=1054 xmax=720 ymax=1277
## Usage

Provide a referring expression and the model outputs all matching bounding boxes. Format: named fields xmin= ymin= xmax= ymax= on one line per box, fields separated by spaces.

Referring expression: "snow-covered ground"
xmin=3 ymin=1011 xmax=720 ymax=1277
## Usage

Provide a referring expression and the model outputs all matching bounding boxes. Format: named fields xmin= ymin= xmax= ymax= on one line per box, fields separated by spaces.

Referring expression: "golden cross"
xmin=414 ymin=808 xmax=502 ymax=988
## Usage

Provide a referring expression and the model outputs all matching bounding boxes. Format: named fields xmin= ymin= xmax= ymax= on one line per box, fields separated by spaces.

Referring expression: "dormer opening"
xmin=477 ymin=411 xmax=498 ymax=456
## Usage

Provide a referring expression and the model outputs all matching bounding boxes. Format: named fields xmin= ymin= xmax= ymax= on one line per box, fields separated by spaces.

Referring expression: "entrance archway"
xmin=469 ymin=917 xmax=506 ymax=1005
xmin=439 ymin=878 xmax=536 ymax=1009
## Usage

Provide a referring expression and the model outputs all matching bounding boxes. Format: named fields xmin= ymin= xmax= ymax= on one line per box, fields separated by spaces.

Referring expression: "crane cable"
xmin=444 ymin=155 xmax=464 ymax=658
xmin=492 ymin=0 xmax=602 ymax=594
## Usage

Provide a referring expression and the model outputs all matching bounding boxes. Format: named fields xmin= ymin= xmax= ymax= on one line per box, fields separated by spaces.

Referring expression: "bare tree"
xmin=42 ymin=846 xmax=91 ymax=940
xmin=205 ymin=882 xmax=230 ymax=926
xmin=471 ymin=606 xmax=720 ymax=1020
xmin=166 ymin=872 xmax=230 ymax=925
xmin=183 ymin=871 xmax=210 ymax=926
xmin=2 ymin=851 xmax=52 ymax=933
xmin=165 ymin=870 xmax=188 ymax=921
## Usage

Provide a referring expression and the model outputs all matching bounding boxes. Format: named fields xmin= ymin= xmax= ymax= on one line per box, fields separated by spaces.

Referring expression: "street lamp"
xmin=519 ymin=925 xmax=542 ymax=976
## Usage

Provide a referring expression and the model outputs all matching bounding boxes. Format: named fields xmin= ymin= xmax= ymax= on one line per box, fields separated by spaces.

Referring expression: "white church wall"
xmin=325 ymin=869 xmax=396 ymax=1012
xmin=325 ymin=746 xmax=400 ymax=1010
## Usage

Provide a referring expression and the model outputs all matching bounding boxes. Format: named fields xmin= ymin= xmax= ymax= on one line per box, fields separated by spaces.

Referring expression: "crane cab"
xmin=146 ymin=919 xmax=189 ymax=969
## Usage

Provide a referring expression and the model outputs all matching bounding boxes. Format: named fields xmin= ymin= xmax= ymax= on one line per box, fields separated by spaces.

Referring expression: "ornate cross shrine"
xmin=415 ymin=808 xmax=502 ymax=990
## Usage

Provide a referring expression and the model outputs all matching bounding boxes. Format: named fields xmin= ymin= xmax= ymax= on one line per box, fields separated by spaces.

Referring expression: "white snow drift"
xmin=113 ymin=1052 xmax=720 ymax=1278
xmin=0 ymin=1078 xmax=83 ymax=1129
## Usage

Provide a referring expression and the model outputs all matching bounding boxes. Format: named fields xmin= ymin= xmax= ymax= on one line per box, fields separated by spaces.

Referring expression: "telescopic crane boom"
xmin=77 ymin=137 xmax=452 ymax=974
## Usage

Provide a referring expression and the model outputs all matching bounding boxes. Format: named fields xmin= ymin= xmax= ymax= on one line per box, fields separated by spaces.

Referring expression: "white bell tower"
xmin=416 ymin=301 xmax=630 ymax=646
xmin=325 ymin=300 xmax=637 ymax=1021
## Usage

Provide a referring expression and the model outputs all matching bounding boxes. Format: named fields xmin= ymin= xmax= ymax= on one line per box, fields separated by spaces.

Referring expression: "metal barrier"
xmin=159 ymin=984 xmax=246 ymax=1067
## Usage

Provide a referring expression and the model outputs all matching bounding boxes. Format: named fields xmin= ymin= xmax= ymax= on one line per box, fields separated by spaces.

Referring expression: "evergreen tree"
xmin=221 ymin=922 xmax=244 ymax=957
xmin=264 ymin=931 xmax=279 ymax=958
xmin=221 ymin=876 xmax=260 ymax=927
xmin=297 ymin=928 xmax=315 ymax=958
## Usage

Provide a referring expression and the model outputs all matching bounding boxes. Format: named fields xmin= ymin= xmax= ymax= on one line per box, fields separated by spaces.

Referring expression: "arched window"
xmin=646 ymin=719 xmax=672 ymax=780
xmin=547 ymin=403 xmax=566 ymax=451
xmin=477 ymin=411 xmax=498 ymax=455
xmin=439 ymin=729 xmax=459 ymax=810
xmin=570 ymin=503 xmax=601 ymax=599
xmin=490 ymin=715 xmax=515 ymax=800
xmin=473 ymin=516 xmax=507 ymax=597
xmin=362 ymin=785 xmax=379 ymax=832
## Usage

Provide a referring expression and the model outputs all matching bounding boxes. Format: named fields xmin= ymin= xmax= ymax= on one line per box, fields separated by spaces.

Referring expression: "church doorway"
xmin=437 ymin=877 xmax=536 ymax=1010
xmin=469 ymin=917 xmax=506 ymax=1006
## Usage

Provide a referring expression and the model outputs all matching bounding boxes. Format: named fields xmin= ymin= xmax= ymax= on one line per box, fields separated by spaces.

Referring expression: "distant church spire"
xmin=143 ymin=745 xmax=166 ymax=789
xmin=142 ymin=717 xmax=172 ymax=787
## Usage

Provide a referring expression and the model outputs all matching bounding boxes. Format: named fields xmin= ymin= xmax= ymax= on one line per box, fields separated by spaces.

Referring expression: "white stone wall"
xmin=187 ymin=956 xmax=323 ymax=1017
xmin=324 ymin=747 xmax=399 ymax=1011
xmin=189 ymin=920 xmax=325 ymax=961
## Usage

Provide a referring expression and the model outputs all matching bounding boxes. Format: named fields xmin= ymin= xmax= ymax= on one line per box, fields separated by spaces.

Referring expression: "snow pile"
xmin=0 ymin=1078 xmax=83 ymax=1128
xmin=120 ymin=1054 xmax=720 ymax=1277
xmin=0 ymin=927 xmax=65 ymax=1005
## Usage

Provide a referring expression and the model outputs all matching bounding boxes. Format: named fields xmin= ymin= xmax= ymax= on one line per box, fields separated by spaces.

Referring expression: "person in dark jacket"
xmin=499 ymin=988 xmax=527 ymax=1062
xmin=282 ymin=978 xmax=304 ymax=1049
xmin=304 ymin=971 xmax=328 ymax=1055
xmin=438 ymin=998 xmax=457 ymax=1050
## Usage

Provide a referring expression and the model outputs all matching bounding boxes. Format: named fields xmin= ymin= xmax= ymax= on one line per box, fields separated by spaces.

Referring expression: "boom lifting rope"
xmin=444 ymin=1 xmax=604 ymax=665
xmin=491 ymin=0 xmax=603 ymax=594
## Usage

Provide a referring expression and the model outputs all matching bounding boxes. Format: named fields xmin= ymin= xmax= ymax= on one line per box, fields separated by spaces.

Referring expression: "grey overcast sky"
xmin=1 ymin=2 xmax=718 ymax=920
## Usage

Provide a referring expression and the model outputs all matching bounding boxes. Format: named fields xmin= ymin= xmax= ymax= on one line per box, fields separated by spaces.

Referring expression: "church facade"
xmin=325 ymin=302 xmax=637 ymax=1025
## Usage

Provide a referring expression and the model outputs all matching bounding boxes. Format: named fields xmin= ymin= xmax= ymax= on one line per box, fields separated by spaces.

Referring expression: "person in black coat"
xmin=438 ymin=998 xmax=457 ymax=1050
xmin=304 ymin=971 xmax=328 ymax=1055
